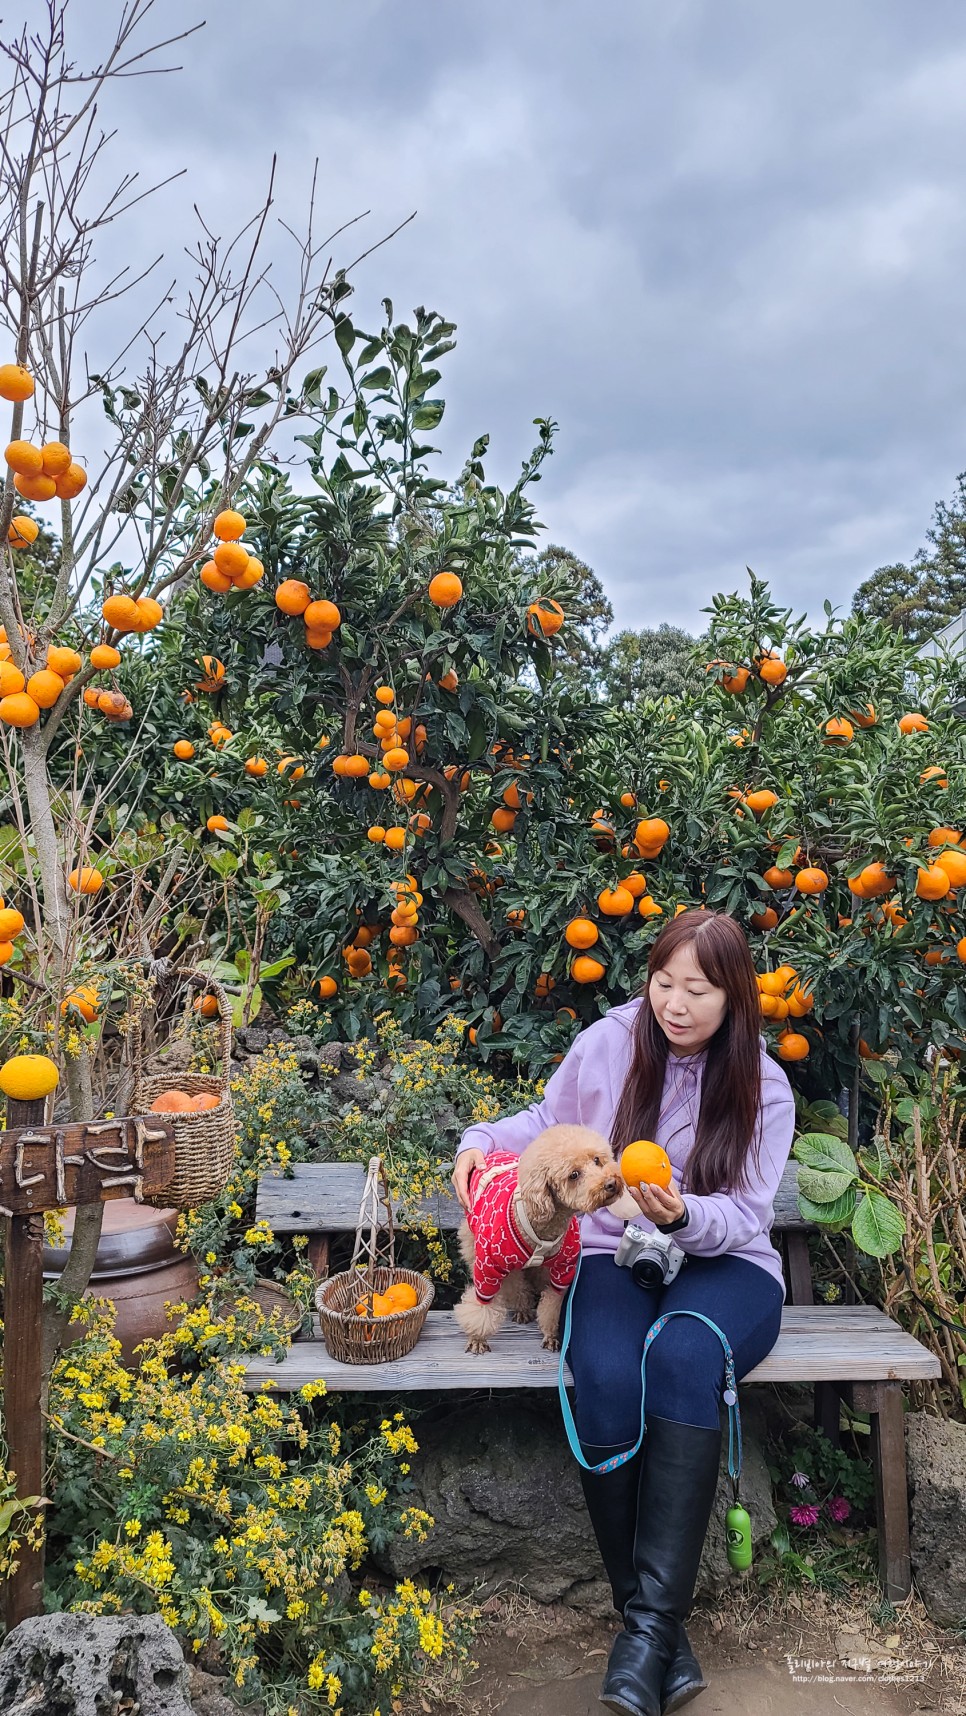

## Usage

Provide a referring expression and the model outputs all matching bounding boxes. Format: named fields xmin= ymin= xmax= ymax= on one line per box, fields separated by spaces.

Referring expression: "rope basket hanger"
xmin=316 ymin=1155 xmax=434 ymax=1364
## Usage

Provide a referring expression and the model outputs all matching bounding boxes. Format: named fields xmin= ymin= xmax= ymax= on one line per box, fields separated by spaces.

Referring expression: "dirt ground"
xmin=434 ymin=1583 xmax=966 ymax=1716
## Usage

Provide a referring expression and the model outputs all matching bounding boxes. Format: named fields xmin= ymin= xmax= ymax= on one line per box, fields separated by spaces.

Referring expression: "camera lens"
xmin=632 ymin=1257 xmax=665 ymax=1290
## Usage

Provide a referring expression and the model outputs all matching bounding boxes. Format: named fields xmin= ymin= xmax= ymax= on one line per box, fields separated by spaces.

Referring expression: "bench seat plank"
xmin=256 ymin=1158 xmax=811 ymax=1234
xmin=242 ymin=1304 xmax=941 ymax=1392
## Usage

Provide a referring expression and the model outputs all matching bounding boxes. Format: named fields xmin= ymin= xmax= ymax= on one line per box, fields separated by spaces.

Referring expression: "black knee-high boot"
xmin=578 ymin=1444 xmax=707 ymax=1714
xmin=599 ymin=1416 xmax=722 ymax=1716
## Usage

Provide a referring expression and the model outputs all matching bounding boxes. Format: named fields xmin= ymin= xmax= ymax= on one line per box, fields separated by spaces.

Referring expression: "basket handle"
xmin=130 ymin=967 xmax=233 ymax=1093
xmin=350 ymin=1156 xmax=396 ymax=1309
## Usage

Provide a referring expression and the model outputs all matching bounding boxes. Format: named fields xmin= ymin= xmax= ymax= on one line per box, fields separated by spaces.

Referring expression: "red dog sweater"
xmin=467 ymin=1149 xmax=582 ymax=1302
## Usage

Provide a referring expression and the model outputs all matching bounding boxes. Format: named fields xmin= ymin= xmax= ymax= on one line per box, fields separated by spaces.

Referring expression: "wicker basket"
xmin=131 ymin=971 xmax=237 ymax=1211
xmin=316 ymin=1156 xmax=434 ymax=1364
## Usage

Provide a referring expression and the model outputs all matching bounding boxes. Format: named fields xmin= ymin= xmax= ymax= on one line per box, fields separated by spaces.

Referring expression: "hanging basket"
xmin=131 ymin=971 xmax=237 ymax=1211
xmin=316 ymin=1156 xmax=434 ymax=1364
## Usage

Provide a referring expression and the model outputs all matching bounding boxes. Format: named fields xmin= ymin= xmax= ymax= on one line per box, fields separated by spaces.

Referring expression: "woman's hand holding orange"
xmin=627 ymin=1177 xmax=687 ymax=1227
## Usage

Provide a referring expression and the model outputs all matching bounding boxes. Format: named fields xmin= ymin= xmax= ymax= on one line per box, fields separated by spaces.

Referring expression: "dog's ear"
xmin=516 ymin=1150 xmax=558 ymax=1228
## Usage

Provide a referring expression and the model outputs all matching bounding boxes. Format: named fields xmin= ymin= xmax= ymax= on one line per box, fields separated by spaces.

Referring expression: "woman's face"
xmin=648 ymin=941 xmax=728 ymax=1055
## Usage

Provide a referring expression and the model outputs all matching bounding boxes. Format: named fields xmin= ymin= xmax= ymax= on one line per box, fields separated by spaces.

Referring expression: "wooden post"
xmin=3 ymin=1095 xmax=48 ymax=1629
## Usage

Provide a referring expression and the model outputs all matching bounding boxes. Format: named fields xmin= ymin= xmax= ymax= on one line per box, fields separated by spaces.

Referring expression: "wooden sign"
xmin=0 ymin=1116 xmax=175 ymax=1215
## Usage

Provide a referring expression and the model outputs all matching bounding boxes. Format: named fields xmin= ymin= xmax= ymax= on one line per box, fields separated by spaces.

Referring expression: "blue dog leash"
xmin=557 ymin=1248 xmax=747 ymax=1557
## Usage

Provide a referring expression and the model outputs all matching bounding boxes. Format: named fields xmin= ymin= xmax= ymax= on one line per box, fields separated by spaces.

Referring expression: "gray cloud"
xmin=90 ymin=0 xmax=966 ymax=629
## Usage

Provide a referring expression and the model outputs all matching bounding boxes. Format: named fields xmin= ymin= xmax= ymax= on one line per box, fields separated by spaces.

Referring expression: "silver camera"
xmin=614 ymin=1222 xmax=687 ymax=1290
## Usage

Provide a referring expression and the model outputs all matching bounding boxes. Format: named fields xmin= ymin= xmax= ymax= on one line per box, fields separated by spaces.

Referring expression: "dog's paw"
xmin=541 ymin=1334 xmax=561 ymax=1352
xmin=466 ymin=1336 xmax=492 ymax=1355
xmin=510 ymin=1307 xmax=536 ymax=1325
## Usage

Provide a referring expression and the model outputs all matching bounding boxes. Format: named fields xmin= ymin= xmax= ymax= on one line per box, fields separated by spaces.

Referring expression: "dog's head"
xmin=515 ymin=1125 xmax=623 ymax=1228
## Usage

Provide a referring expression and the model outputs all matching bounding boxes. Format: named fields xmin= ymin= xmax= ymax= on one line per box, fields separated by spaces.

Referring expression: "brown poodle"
xmin=454 ymin=1124 xmax=627 ymax=1354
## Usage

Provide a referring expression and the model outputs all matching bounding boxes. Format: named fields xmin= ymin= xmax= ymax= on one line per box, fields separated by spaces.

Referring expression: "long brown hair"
xmin=611 ymin=910 xmax=763 ymax=1196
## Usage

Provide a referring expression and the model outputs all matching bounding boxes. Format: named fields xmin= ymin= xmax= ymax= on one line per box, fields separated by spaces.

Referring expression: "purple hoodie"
xmin=456 ymin=997 xmax=796 ymax=1299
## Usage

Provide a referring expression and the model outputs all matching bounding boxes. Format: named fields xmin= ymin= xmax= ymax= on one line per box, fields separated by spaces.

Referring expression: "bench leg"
xmin=851 ymin=1381 xmax=911 ymax=1602
xmin=813 ymin=1380 xmax=841 ymax=1447
xmin=307 ymin=1236 xmax=330 ymax=1281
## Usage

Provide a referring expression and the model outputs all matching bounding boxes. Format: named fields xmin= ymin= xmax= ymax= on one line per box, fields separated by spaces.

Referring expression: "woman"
xmin=452 ymin=910 xmax=795 ymax=1716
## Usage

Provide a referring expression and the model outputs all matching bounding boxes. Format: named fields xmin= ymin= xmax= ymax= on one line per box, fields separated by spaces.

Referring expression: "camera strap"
xmin=557 ymin=1248 xmax=743 ymax=1505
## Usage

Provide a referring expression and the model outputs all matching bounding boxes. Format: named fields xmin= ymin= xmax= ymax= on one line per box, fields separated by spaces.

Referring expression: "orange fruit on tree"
xmin=206 ymin=814 xmax=229 ymax=833
xmin=571 ymin=954 xmax=606 ymax=983
xmin=40 ymin=441 xmax=71 ymax=477
xmin=619 ymin=791 xmax=637 ymax=809
xmin=763 ymin=866 xmax=793 ymax=889
xmin=721 ymin=666 xmax=750 ymax=693
xmin=620 ymin=1139 xmax=672 ymax=1189
xmin=598 ymin=886 xmax=634 ymax=917
xmin=54 ymin=462 xmax=87 ymax=499
xmin=369 ymin=771 xmax=390 ymax=790
xmin=47 ymin=645 xmax=82 ymax=678
xmin=82 ymin=687 xmax=100 ymax=709
xmin=898 ymin=712 xmax=929 ymax=734
xmin=0 ymin=692 xmax=40 ymax=727
xmin=776 ymin=1031 xmax=810 ymax=1062
xmin=375 ymin=685 xmax=396 ymax=705
xmin=383 ymin=746 xmax=409 ymax=772
xmin=0 ymin=662 xmax=24 ymax=696
xmin=428 ymin=571 xmax=463 ymax=607
xmin=235 ymin=556 xmax=265 ymax=590
xmin=209 ymin=725 xmax=232 ymax=747
xmin=196 ymin=655 xmax=226 ymax=691
xmin=6 ymin=440 xmax=44 ymax=476
xmin=915 ymin=865 xmax=951 ymax=901
xmin=213 ymin=508 xmax=246 ymax=540
xmin=856 ymin=861 xmax=895 ymax=898
xmin=638 ymin=895 xmax=663 ymax=917
xmin=149 ymin=1089 xmax=195 ymax=1113
xmin=278 ymin=756 xmax=306 ymax=779
xmin=129 ymin=597 xmax=163 ymax=632
xmin=193 ymin=994 xmax=219 ymax=1019
xmin=67 ymin=866 xmax=104 ymax=894
xmin=756 ymin=653 xmax=788 ymax=686
xmin=928 ymin=826 xmax=961 ymax=848
xmin=245 ymin=756 xmax=268 ymax=777
xmin=367 ymin=825 xmax=386 ymax=843
xmin=565 ymin=917 xmax=599 ymax=949
xmin=26 ymin=669 xmax=64 ymax=708
xmin=97 ymin=688 xmax=130 ymax=719
xmin=200 ymin=560 xmax=233 ymax=593
xmin=635 ymin=817 xmax=670 ymax=855
xmin=491 ymin=806 xmax=517 ymax=833
xmin=957 ymin=938 xmax=966 ymax=964
xmin=14 ymin=471 xmax=56 ymax=502
xmin=823 ymin=717 xmax=853 ymax=745
xmin=849 ymin=703 xmax=877 ymax=728
xmin=102 ymin=594 xmax=140 ymax=631
xmin=384 ymin=827 xmax=406 ymax=851
xmin=390 ymin=925 xmax=418 ymax=947
xmin=920 ymin=765 xmax=948 ymax=788
xmin=275 ymin=579 xmax=312 ymax=615
xmin=0 ymin=365 xmax=34 ymax=402
xmin=757 ymin=970 xmax=787 ymax=997
xmin=534 ymin=973 xmax=555 ymax=998
xmin=786 ymin=986 xmax=814 ymax=1017
xmin=438 ymin=669 xmax=458 ymax=692
xmin=0 ymin=907 xmax=24 ymax=940
xmin=312 ymin=975 xmax=338 ymax=999
xmin=173 ymin=740 xmax=195 ymax=760
xmin=8 ymin=515 xmax=39 ymax=546
xmin=751 ymin=907 xmax=778 ymax=930
xmin=213 ymin=541 xmax=249 ymax=580
xmin=936 ymin=847 xmax=966 ymax=889
xmin=61 ymin=984 xmax=99 ymax=1023
xmin=526 ymin=598 xmax=565 ymax=637
xmin=745 ymin=789 xmax=778 ymax=816
xmin=304 ymin=627 xmax=331 ymax=649
xmin=795 ymin=868 xmax=829 ymax=895
xmin=622 ymin=871 xmax=647 ymax=898
xmin=758 ymin=992 xmax=780 ymax=1018
xmin=304 ymin=598 xmax=341 ymax=630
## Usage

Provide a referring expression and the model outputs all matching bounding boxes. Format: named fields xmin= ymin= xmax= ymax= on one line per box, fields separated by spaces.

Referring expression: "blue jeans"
xmin=566 ymin=1251 xmax=784 ymax=1441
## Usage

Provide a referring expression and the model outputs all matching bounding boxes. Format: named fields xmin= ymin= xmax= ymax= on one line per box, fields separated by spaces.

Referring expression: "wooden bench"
xmin=246 ymin=1160 xmax=940 ymax=1601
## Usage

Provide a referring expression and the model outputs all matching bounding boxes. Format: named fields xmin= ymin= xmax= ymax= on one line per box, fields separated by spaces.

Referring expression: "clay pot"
xmin=43 ymin=1199 xmax=200 ymax=1363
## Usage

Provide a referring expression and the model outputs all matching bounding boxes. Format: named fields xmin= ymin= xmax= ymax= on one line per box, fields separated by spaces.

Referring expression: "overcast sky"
xmin=90 ymin=0 xmax=966 ymax=632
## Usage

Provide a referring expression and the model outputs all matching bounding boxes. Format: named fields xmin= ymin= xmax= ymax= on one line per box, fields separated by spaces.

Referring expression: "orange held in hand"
xmin=620 ymin=1139 xmax=673 ymax=1190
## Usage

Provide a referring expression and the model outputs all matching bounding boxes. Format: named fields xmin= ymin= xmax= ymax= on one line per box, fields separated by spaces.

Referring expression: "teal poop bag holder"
xmin=558 ymin=1249 xmax=752 ymax=1570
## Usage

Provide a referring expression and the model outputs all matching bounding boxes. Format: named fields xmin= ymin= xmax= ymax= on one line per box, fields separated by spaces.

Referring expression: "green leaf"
xmin=335 ymin=316 xmax=355 ymax=357
xmin=797 ymin=1186 xmax=857 ymax=1229
xmin=412 ymin=400 xmax=445 ymax=430
xmin=796 ymin=1164 xmax=857 ymax=1204
xmin=360 ymin=366 xmax=393 ymax=391
xmin=851 ymin=1190 xmax=905 ymax=1258
xmin=793 ymin=1132 xmax=857 ymax=1176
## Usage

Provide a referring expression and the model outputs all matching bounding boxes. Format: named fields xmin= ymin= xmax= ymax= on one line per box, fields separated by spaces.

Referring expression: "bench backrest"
xmin=257 ymin=1157 xmax=809 ymax=1234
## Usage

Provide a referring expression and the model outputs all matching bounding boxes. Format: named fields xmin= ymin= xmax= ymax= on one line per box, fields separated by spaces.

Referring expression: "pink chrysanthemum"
xmin=826 ymin=1496 xmax=851 ymax=1522
xmin=789 ymin=1503 xmax=821 ymax=1528
xmin=789 ymin=1471 xmax=810 ymax=1489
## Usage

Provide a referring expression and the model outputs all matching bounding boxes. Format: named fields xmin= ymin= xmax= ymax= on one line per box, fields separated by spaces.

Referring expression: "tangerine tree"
xmin=0 ymin=0 xmax=398 ymax=1367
